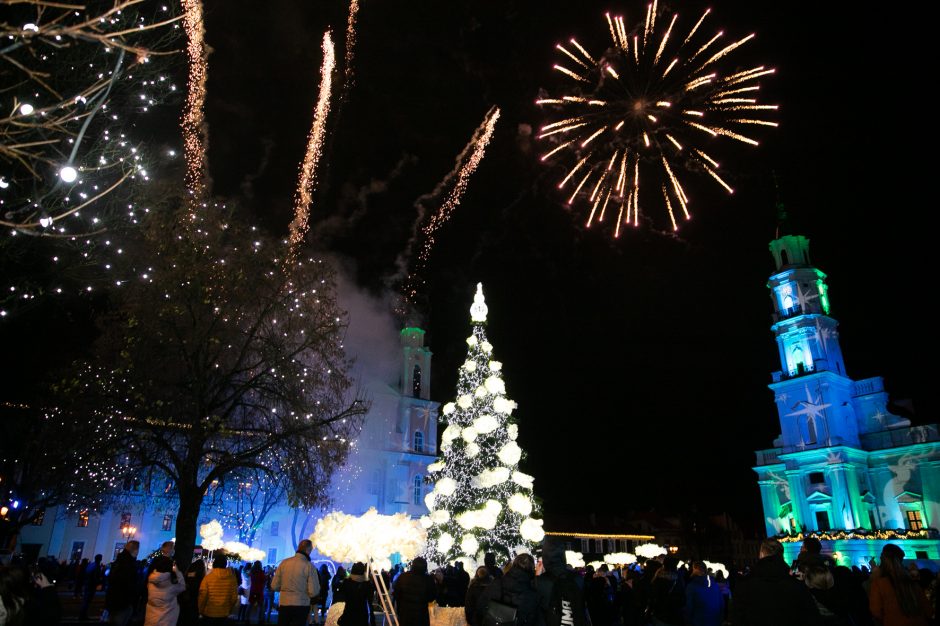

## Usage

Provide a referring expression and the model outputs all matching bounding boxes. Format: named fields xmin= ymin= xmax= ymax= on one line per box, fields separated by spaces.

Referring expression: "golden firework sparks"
xmin=288 ymin=31 xmax=335 ymax=259
xmin=537 ymin=6 xmax=777 ymax=236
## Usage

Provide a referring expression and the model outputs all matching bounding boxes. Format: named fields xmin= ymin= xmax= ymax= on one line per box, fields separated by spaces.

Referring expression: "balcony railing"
xmin=772 ymin=362 xmax=818 ymax=382
xmin=861 ymin=426 xmax=940 ymax=450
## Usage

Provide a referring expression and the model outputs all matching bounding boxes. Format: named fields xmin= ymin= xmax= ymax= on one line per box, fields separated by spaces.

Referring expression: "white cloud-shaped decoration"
xmin=442 ymin=403 xmax=456 ymax=416
xmin=634 ymin=543 xmax=667 ymax=559
xmin=200 ymin=520 xmax=224 ymax=540
xmin=482 ymin=341 xmax=493 ymax=353
xmin=242 ymin=547 xmax=267 ymax=562
xmin=472 ymin=467 xmax=511 ymax=488
xmin=519 ymin=518 xmax=545 ymax=542
xmin=223 ymin=541 xmax=250 ymax=557
xmin=437 ymin=532 xmax=454 ymax=554
xmin=461 ymin=534 xmax=480 ymax=556
xmin=508 ymin=493 xmax=533 ymax=516
xmin=704 ymin=560 xmax=729 ymax=579
xmin=427 ymin=461 xmax=445 ymax=473
xmin=473 ymin=414 xmax=499 ymax=434
xmin=507 ymin=424 xmax=518 ymax=440
xmin=456 ymin=500 xmax=502 ymax=530
xmin=587 ymin=561 xmax=606 ymax=570
xmin=202 ymin=536 xmax=224 ymax=551
xmin=424 ymin=492 xmax=437 ymax=511
xmin=419 ymin=516 xmax=432 ymax=529
xmin=498 ymin=441 xmax=522 ymax=465
xmin=565 ymin=551 xmax=585 ymax=568
xmin=467 ymin=335 xmax=478 ymax=346
xmin=475 ymin=386 xmax=487 ymax=398
xmin=462 ymin=426 xmax=478 ymax=443
xmin=463 ymin=360 xmax=477 ymax=372
xmin=430 ymin=509 xmax=450 ymax=524
xmin=604 ymin=553 xmax=637 ymax=566
xmin=511 ymin=471 xmax=534 ymax=489
xmin=442 ymin=424 xmax=461 ymax=444
xmin=465 ymin=443 xmax=480 ymax=458
xmin=312 ymin=508 xmax=427 ymax=563
xmin=493 ymin=397 xmax=516 ymax=414
xmin=435 ymin=477 xmax=457 ymax=497
xmin=488 ymin=361 xmax=502 ymax=372
xmin=484 ymin=375 xmax=506 ymax=395
xmin=457 ymin=395 xmax=473 ymax=409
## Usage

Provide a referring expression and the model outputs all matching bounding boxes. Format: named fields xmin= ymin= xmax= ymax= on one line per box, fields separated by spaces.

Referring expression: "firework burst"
xmin=538 ymin=3 xmax=777 ymax=236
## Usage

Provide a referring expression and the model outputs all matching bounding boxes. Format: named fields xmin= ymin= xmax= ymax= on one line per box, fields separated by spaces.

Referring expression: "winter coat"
xmin=394 ymin=569 xmax=437 ymax=626
xmin=249 ymin=570 xmax=266 ymax=604
xmin=106 ymin=549 xmax=140 ymax=611
xmin=731 ymin=554 xmax=824 ymax=626
xmin=869 ymin=575 xmax=932 ymax=626
xmin=199 ymin=567 xmax=239 ymax=618
xmin=684 ymin=575 xmax=722 ymax=626
xmin=536 ymin=537 xmax=587 ymax=626
xmin=337 ymin=577 xmax=375 ymax=626
xmin=481 ymin=566 xmax=540 ymax=626
xmin=272 ymin=552 xmax=320 ymax=607
xmin=143 ymin=570 xmax=186 ymax=626
xmin=465 ymin=578 xmax=492 ymax=626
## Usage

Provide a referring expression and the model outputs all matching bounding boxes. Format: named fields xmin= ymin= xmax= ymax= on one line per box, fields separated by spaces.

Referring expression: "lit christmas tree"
xmin=422 ymin=283 xmax=544 ymax=565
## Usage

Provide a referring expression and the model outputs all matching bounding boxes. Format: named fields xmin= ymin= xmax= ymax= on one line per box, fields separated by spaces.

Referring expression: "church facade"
xmin=754 ymin=234 xmax=940 ymax=564
xmin=17 ymin=327 xmax=439 ymax=565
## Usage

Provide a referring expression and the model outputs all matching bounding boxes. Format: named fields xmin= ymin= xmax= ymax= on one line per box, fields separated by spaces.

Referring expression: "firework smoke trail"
xmin=182 ymin=0 xmax=209 ymax=216
xmin=396 ymin=106 xmax=501 ymax=304
xmin=538 ymin=8 xmax=777 ymax=237
xmin=288 ymin=31 xmax=335 ymax=260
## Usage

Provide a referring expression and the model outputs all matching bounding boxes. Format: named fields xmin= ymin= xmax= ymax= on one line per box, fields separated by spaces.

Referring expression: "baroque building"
xmin=17 ymin=327 xmax=439 ymax=565
xmin=754 ymin=233 xmax=940 ymax=564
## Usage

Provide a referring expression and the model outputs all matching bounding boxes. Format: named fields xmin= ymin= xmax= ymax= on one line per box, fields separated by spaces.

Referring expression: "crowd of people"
xmin=1 ymin=536 xmax=939 ymax=626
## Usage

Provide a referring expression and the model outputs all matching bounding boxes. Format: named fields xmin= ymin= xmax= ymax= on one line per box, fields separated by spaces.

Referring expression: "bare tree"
xmin=60 ymin=203 xmax=367 ymax=566
xmin=1 ymin=0 xmax=181 ymax=234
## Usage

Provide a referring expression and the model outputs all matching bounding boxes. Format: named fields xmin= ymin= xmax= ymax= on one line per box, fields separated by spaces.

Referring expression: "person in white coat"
xmin=144 ymin=559 xmax=187 ymax=626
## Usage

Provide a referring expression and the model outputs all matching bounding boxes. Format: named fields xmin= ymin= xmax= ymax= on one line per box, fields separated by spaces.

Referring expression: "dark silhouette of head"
xmin=410 ymin=557 xmax=428 ymax=575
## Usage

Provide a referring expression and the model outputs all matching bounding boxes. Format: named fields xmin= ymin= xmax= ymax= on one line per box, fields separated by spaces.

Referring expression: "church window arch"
xmin=414 ymin=430 xmax=424 ymax=453
xmin=413 ymin=475 xmax=423 ymax=505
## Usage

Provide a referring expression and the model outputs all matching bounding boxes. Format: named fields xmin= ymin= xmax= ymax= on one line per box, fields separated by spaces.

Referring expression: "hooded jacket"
xmin=537 ymin=537 xmax=587 ymax=626
xmin=394 ymin=561 xmax=437 ymax=626
xmin=199 ymin=567 xmax=239 ymax=618
xmin=143 ymin=570 xmax=186 ymax=626
xmin=731 ymin=555 xmax=824 ymax=626
xmin=106 ymin=549 xmax=140 ymax=611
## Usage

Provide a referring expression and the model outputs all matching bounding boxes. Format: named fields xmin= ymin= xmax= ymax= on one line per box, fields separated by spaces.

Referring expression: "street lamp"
xmin=121 ymin=525 xmax=137 ymax=541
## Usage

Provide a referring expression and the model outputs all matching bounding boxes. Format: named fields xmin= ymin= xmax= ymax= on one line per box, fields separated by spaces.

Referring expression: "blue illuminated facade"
xmin=754 ymin=234 xmax=940 ymax=565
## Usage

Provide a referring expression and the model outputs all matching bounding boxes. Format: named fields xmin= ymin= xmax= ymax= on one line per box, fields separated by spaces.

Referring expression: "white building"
xmin=17 ymin=326 xmax=439 ymax=565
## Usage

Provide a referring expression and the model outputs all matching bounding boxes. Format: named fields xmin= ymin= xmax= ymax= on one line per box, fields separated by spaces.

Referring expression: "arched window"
xmin=414 ymin=431 xmax=424 ymax=453
xmin=413 ymin=475 xmax=423 ymax=505
xmin=781 ymin=250 xmax=790 ymax=266
xmin=791 ymin=346 xmax=804 ymax=374
xmin=802 ymin=416 xmax=818 ymax=445
xmin=412 ymin=365 xmax=422 ymax=397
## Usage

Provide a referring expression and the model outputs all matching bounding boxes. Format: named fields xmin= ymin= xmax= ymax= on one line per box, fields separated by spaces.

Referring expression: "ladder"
xmin=370 ymin=562 xmax=399 ymax=626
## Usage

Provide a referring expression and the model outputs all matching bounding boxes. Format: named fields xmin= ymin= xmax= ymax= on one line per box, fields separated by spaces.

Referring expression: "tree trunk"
xmin=174 ymin=483 xmax=201 ymax=569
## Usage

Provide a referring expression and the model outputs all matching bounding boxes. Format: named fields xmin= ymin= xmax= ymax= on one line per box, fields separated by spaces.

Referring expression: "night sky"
xmin=198 ymin=0 xmax=931 ymax=530
xmin=6 ymin=1 xmax=930 ymax=533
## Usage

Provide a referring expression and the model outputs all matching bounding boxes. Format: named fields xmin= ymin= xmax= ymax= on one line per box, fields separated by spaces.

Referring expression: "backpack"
xmin=542 ymin=572 xmax=584 ymax=626
xmin=482 ymin=579 xmax=518 ymax=626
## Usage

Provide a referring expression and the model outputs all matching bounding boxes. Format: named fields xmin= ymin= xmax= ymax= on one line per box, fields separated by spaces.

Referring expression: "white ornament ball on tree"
xmin=508 ymin=493 xmax=533 ymax=516
xmin=466 ymin=336 xmax=478 ymax=346
xmin=482 ymin=341 xmax=493 ymax=353
xmin=475 ymin=386 xmax=487 ymax=397
xmin=488 ymin=361 xmax=502 ymax=372
xmin=472 ymin=414 xmax=499 ymax=434
xmin=462 ymin=426 xmax=478 ymax=443
xmin=436 ymin=477 xmax=457 ymax=496
xmin=465 ymin=442 xmax=480 ymax=458
xmin=461 ymin=534 xmax=480 ymax=556
xmin=484 ymin=375 xmax=506 ymax=395
xmin=457 ymin=395 xmax=473 ymax=409
xmin=419 ymin=516 xmax=433 ymax=529
xmin=463 ymin=360 xmax=477 ymax=372
xmin=442 ymin=403 xmax=456 ymax=415
xmin=431 ymin=509 xmax=451 ymax=524
xmin=507 ymin=424 xmax=518 ymax=440
xmin=519 ymin=518 xmax=545 ymax=542
xmin=438 ymin=532 xmax=455 ymax=554
xmin=498 ymin=441 xmax=523 ymax=465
